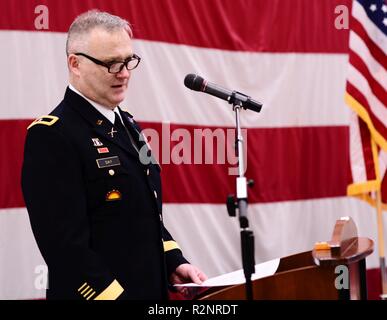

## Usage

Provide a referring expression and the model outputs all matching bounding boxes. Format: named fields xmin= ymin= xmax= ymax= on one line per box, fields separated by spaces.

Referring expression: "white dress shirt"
xmin=68 ymin=84 xmax=124 ymax=125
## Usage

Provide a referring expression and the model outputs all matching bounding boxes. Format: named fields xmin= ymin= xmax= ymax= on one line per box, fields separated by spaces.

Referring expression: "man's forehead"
xmin=88 ymin=28 xmax=131 ymax=44
xmin=87 ymin=28 xmax=133 ymax=58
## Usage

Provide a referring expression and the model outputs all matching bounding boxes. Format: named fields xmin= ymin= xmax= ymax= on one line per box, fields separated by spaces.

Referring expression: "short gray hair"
xmin=66 ymin=10 xmax=132 ymax=55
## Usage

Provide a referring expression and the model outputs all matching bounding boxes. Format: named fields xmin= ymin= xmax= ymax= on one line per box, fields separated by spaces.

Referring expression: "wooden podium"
xmin=196 ymin=217 xmax=373 ymax=300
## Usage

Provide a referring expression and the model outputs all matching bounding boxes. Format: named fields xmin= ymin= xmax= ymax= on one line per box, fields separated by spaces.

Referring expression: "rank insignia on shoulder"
xmin=27 ymin=115 xmax=59 ymax=130
xmin=106 ymin=190 xmax=122 ymax=201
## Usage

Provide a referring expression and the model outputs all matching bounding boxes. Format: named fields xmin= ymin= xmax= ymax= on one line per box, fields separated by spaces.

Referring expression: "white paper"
xmin=176 ymin=258 xmax=280 ymax=287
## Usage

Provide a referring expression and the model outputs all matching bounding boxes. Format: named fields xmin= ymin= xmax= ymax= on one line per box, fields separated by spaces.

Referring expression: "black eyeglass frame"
xmin=74 ymin=52 xmax=141 ymax=74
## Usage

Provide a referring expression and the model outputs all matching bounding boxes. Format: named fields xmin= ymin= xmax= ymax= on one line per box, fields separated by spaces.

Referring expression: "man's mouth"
xmin=111 ymin=84 xmax=124 ymax=88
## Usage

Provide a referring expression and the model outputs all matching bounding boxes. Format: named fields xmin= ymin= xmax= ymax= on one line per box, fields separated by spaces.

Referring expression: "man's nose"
xmin=116 ymin=66 xmax=130 ymax=78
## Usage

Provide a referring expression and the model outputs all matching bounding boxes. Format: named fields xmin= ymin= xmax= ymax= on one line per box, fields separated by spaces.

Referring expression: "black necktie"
xmin=114 ymin=111 xmax=138 ymax=151
xmin=115 ymin=111 xmax=156 ymax=166
xmin=121 ymin=112 xmax=155 ymax=160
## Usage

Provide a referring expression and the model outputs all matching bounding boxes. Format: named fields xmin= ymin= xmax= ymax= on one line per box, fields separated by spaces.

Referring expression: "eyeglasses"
xmin=74 ymin=52 xmax=141 ymax=74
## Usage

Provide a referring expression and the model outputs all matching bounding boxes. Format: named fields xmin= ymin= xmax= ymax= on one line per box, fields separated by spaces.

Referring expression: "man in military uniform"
xmin=21 ymin=10 xmax=207 ymax=300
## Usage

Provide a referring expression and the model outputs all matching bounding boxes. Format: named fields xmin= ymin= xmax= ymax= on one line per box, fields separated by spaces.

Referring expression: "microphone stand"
xmin=226 ymin=92 xmax=256 ymax=301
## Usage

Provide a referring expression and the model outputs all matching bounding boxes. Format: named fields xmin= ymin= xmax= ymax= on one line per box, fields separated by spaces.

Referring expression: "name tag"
xmin=96 ymin=156 xmax=121 ymax=168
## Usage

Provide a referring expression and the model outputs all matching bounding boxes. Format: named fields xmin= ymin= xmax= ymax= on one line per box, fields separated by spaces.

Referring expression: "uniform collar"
xmin=68 ymin=84 xmax=121 ymax=124
xmin=63 ymin=86 xmax=139 ymax=158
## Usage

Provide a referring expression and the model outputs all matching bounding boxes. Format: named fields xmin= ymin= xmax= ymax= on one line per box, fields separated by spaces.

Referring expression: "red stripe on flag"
xmin=383 ymin=173 xmax=387 ymax=204
xmin=0 ymin=120 xmax=30 ymax=209
xmin=0 ymin=0 xmax=350 ymax=53
xmin=1 ymin=120 xmax=350 ymax=208
xmin=351 ymin=16 xmax=387 ymax=70
xmin=349 ymin=49 xmax=387 ymax=106
xmin=158 ymin=125 xmax=351 ymax=204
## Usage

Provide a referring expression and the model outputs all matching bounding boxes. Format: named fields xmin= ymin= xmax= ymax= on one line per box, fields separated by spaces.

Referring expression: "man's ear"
xmin=68 ymin=54 xmax=81 ymax=76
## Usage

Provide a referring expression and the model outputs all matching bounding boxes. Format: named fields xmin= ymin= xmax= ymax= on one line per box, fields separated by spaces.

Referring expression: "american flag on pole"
xmin=346 ymin=0 xmax=387 ymax=207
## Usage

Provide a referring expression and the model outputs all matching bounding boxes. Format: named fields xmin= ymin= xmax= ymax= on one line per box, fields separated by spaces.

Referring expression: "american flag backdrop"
xmin=346 ymin=0 xmax=387 ymax=207
xmin=0 ymin=0 xmax=386 ymax=299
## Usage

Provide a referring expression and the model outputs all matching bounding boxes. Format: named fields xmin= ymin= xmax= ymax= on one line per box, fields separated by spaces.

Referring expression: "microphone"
xmin=184 ymin=74 xmax=262 ymax=113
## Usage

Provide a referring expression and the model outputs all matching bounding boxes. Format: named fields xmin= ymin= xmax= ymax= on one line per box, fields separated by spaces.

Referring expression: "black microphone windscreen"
xmin=184 ymin=74 xmax=204 ymax=91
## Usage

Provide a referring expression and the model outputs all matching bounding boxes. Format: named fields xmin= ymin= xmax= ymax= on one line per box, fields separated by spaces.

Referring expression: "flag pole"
xmin=376 ymin=188 xmax=387 ymax=299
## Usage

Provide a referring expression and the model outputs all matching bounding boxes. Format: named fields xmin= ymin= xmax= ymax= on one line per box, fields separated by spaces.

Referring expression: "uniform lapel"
xmin=119 ymin=107 xmax=161 ymax=170
xmin=93 ymin=120 xmax=139 ymax=158
xmin=119 ymin=108 xmax=145 ymax=148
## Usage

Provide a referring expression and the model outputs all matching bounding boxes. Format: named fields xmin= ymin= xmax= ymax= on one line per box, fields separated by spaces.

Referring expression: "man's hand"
xmin=170 ymin=263 xmax=207 ymax=285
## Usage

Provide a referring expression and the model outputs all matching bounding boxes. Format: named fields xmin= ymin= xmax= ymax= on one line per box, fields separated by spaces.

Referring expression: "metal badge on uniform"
xmin=106 ymin=190 xmax=122 ymax=201
xmin=108 ymin=127 xmax=117 ymax=138
xmin=96 ymin=156 xmax=121 ymax=168
xmin=92 ymin=138 xmax=103 ymax=147
xmin=97 ymin=147 xmax=109 ymax=154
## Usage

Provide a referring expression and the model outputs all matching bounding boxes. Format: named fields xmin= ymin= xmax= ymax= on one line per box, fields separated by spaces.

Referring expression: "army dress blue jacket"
xmin=21 ymin=87 xmax=188 ymax=300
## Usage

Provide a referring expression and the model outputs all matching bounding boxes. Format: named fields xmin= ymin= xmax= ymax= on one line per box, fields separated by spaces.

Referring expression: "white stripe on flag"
xmin=349 ymin=111 xmax=368 ymax=183
xmin=0 ymin=208 xmax=46 ymax=300
xmin=349 ymin=31 xmax=387 ymax=89
xmin=0 ymin=31 xmax=350 ymax=127
xmin=347 ymin=64 xmax=387 ymax=120
xmin=2 ymin=197 xmax=383 ymax=299
xmin=163 ymin=198 xmax=384 ymax=278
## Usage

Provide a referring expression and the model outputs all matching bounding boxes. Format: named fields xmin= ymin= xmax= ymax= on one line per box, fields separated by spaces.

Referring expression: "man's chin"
xmin=108 ymin=94 xmax=126 ymax=107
